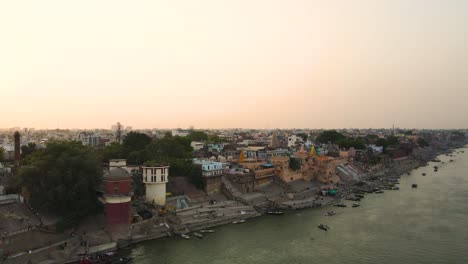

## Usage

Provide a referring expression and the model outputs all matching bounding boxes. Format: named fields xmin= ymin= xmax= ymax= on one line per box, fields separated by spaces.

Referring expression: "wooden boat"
xmin=317 ymin=224 xmax=329 ymax=231
xmin=267 ymin=211 xmax=284 ymax=215
xmin=193 ymin=232 xmax=203 ymax=239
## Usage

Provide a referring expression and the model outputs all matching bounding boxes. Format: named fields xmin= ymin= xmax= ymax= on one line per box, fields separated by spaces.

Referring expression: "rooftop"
xmin=106 ymin=167 xmax=130 ymax=178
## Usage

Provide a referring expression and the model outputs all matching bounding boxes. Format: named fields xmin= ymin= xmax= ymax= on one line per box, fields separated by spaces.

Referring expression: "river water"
xmin=130 ymin=147 xmax=468 ymax=264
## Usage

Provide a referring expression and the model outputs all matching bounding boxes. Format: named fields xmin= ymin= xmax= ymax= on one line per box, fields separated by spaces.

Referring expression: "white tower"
xmin=142 ymin=164 xmax=169 ymax=205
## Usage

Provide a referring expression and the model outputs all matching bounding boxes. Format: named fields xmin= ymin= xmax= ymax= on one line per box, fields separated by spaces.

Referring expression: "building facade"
xmin=102 ymin=168 xmax=132 ymax=235
xmin=142 ymin=164 xmax=169 ymax=205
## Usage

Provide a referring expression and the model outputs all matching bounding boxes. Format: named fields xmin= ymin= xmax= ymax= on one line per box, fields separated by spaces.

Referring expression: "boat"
xmin=115 ymin=257 xmax=133 ymax=264
xmin=80 ymin=254 xmax=133 ymax=264
xmin=239 ymin=219 xmax=246 ymax=223
xmin=412 ymin=184 xmax=418 ymax=188
xmin=317 ymin=224 xmax=329 ymax=231
xmin=181 ymin=234 xmax=190 ymax=239
xmin=374 ymin=190 xmax=384 ymax=194
xmin=352 ymin=202 xmax=360 ymax=208
xmin=200 ymin=229 xmax=214 ymax=233
xmin=193 ymin=232 xmax=203 ymax=239
xmin=422 ymin=173 xmax=426 ymax=176
xmin=325 ymin=211 xmax=336 ymax=216
xmin=333 ymin=203 xmax=347 ymax=207
xmin=355 ymin=194 xmax=365 ymax=198
xmin=267 ymin=211 xmax=284 ymax=215
xmin=391 ymin=186 xmax=400 ymax=190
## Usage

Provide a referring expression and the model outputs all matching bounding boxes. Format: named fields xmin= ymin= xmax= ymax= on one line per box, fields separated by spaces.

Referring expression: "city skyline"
xmin=1 ymin=0 xmax=468 ymax=129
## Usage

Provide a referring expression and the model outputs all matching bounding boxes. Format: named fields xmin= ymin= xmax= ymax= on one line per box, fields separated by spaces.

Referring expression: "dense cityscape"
xmin=0 ymin=124 xmax=467 ymax=263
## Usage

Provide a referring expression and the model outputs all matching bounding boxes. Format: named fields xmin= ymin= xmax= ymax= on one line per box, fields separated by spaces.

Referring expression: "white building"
xmin=193 ymin=160 xmax=223 ymax=177
xmin=190 ymin=141 xmax=205 ymax=151
xmin=142 ymin=164 xmax=169 ymax=205
xmin=288 ymin=135 xmax=299 ymax=148
xmin=171 ymin=129 xmax=190 ymax=137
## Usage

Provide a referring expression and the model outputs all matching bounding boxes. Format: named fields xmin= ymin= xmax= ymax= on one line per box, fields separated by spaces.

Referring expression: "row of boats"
xmin=79 ymin=252 xmax=133 ymax=264
xmin=180 ymin=211 xmax=285 ymax=240
xmin=333 ymin=202 xmax=360 ymax=208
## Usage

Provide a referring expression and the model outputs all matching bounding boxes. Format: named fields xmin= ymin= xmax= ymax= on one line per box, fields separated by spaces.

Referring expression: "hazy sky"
xmin=1 ymin=0 xmax=468 ymax=129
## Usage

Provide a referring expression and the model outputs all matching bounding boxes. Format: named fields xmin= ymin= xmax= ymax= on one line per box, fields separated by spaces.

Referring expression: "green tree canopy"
xmin=337 ymin=138 xmax=366 ymax=150
xmin=387 ymin=136 xmax=399 ymax=146
xmin=21 ymin=142 xmax=37 ymax=160
xmin=187 ymin=131 xmax=208 ymax=142
xmin=417 ymin=138 xmax=430 ymax=147
xmin=289 ymin=157 xmax=301 ymax=171
xmin=316 ymin=130 xmax=346 ymax=144
xmin=131 ymin=171 xmax=145 ymax=197
xmin=0 ymin=146 xmax=4 ymax=162
xmin=145 ymin=136 xmax=193 ymax=161
xmin=207 ymin=134 xmax=222 ymax=143
xmin=375 ymin=138 xmax=389 ymax=149
xmin=103 ymin=142 xmax=126 ymax=161
xmin=17 ymin=141 xmax=102 ymax=222
xmin=123 ymin=132 xmax=152 ymax=152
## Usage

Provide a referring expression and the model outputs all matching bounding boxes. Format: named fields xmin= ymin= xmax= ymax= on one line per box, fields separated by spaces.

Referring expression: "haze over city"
xmin=1 ymin=0 xmax=468 ymax=129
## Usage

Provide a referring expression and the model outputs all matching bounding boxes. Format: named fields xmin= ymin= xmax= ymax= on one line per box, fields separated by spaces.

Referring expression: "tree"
xmin=387 ymin=136 xmax=399 ymax=146
xmin=365 ymin=134 xmax=379 ymax=144
xmin=296 ymin=133 xmax=308 ymax=142
xmin=337 ymin=138 xmax=366 ymax=150
xmin=0 ymin=146 xmax=4 ymax=162
xmin=103 ymin=142 xmax=126 ymax=161
xmin=207 ymin=134 xmax=221 ymax=143
xmin=375 ymin=138 xmax=389 ymax=149
xmin=16 ymin=141 xmax=102 ymax=226
xmin=316 ymin=130 xmax=346 ymax=144
xmin=131 ymin=171 xmax=145 ymax=197
xmin=187 ymin=131 xmax=208 ymax=142
xmin=21 ymin=143 xmax=37 ymax=160
xmin=123 ymin=132 xmax=152 ymax=153
xmin=417 ymin=138 xmax=430 ymax=147
xmin=289 ymin=157 xmax=301 ymax=171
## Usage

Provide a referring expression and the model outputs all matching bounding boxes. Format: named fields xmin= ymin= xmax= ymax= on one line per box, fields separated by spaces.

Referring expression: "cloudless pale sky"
xmin=1 ymin=0 xmax=468 ymax=129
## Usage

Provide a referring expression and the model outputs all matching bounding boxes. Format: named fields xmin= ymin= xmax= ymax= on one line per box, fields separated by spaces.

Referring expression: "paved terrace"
xmin=0 ymin=201 xmax=40 ymax=238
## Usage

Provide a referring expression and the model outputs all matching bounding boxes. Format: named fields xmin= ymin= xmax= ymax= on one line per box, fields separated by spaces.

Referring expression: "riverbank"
xmin=128 ymin=146 xmax=468 ymax=264
xmin=5 ymin=144 xmax=465 ymax=264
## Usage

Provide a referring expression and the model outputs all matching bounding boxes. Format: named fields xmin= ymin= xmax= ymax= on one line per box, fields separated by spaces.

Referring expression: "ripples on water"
xmin=131 ymin=147 xmax=468 ymax=264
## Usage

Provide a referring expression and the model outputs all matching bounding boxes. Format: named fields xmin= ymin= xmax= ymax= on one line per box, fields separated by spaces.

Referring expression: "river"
xmin=129 ymin=147 xmax=468 ymax=264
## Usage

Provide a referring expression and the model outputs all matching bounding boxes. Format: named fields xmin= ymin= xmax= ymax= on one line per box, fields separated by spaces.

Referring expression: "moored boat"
xmin=193 ymin=232 xmax=203 ymax=239
xmin=352 ymin=202 xmax=360 ymax=208
xmin=333 ymin=203 xmax=347 ymax=207
xmin=181 ymin=234 xmax=190 ymax=239
xmin=317 ymin=224 xmax=329 ymax=231
xmin=325 ymin=211 xmax=336 ymax=216
xmin=267 ymin=211 xmax=284 ymax=215
xmin=200 ymin=229 xmax=215 ymax=233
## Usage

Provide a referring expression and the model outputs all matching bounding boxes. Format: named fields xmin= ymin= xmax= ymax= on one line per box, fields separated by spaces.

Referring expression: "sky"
xmin=1 ymin=0 xmax=468 ymax=129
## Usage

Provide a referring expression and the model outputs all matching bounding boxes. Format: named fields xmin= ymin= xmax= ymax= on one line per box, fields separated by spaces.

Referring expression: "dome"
xmin=107 ymin=167 xmax=130 ymax=178
xmin=209 ymin=156 xmax=216 ymax=161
